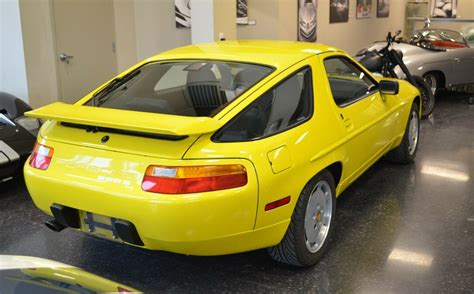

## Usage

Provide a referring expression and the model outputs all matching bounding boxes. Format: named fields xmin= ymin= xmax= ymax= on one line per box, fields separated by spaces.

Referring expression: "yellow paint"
xmin=267 ymin=145 xmax=293 ymax=174
xmin=19 ymin=267 xmax=139 ymax=292
xmin=24 ymin=41 xmax=420 ymax=255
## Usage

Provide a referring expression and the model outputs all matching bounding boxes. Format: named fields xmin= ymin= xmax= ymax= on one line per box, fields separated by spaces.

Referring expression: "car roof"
xmin=149 ymin=40 xmax=344 ymax=69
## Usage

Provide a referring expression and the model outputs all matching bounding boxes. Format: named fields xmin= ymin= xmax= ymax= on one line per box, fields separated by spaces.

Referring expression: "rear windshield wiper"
xmin=91 ymin=69 xmax=141 ymax=106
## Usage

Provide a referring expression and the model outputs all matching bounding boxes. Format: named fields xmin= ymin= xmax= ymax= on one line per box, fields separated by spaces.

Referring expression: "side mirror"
xmin=379 ymin=80 xmax=399 ymax=95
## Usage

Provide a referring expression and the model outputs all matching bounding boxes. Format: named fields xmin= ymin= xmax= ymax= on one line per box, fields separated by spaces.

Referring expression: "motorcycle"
xmin=356 ymin=30 xmax=435 ymax=117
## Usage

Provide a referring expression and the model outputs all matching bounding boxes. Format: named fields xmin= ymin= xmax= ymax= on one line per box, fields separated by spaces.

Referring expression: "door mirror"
xmin=379 ymin=80 xmax=399 ymax=95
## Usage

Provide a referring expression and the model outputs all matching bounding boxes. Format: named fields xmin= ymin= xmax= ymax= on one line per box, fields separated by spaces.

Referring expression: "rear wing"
xmin=25 ymin=102 xmax=223 ymax=136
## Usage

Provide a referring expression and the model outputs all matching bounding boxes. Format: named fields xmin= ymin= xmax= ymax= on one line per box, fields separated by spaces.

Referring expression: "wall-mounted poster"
xmin=377 ymin=0 xmax=389 ymax=18
xmin=356 ymin=0 xmax=372 ymax=19
xmin=330 ymin=0 xmax=349 ymax=23
xmin=237 ymin=0 xmax=248 ymax=24
xmin=298 ymin=0 xmax=317 ymax=42
xmin=175 ymin=0 xmax=191 ymax=28
xmin=431 ymin=0 xmax=457 ymax=18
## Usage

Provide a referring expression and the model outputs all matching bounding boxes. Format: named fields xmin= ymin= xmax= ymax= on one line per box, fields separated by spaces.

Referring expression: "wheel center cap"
xmin=315 ymin=211 xmax=321 ymax=222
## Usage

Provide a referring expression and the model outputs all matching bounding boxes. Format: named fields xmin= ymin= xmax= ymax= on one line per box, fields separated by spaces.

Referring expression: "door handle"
xmin=344 ymin=118 xmax=354 ymax=130
xmin=454 ymin=57 xmax=461 ymax=63
xmin=59 ymin=53 xmax=74 ymax=64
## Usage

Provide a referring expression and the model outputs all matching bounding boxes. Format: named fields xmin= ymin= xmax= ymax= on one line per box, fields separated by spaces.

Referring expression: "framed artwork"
xmin=175 ymin=0 xmax=191 ymax=28
xmin=377 ymin=0 xmax=389 ymax=18
xmin=431 ymin=0 xmax=457 ymax=18
xmin=237 ymin=0 xmax=248 ymax=24
xmin=330 ymin=0 xmax=349 ymax=23
xmin=298 ymin=0 xmax=317 ymax=42
xmin=356 ymin=0 xmax=372 ymax=19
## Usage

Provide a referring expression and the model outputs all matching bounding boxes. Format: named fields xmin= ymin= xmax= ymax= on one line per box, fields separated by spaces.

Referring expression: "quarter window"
xmin=214 ymin=67 xmax=313 ymax=142
xmin=323 ymin=57 xmax=377 ymax=107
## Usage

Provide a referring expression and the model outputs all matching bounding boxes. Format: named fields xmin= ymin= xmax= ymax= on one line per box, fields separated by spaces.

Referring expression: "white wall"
xmin=238 ymin=0 xmax=409 ymax=55
xmin=0 ymin=0 xmax=29 ymax=102
xmin=114 ymin=0 xmax=138 ymax=72
xmin=134 ymin=0 xmax=191 ymax=60
xmin=192 ymin=0 xmax=215 ymax=43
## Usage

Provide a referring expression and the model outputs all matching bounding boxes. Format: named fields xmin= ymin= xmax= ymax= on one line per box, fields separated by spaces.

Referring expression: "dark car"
xmin=0 ymin=92 xmax=41 ymax=182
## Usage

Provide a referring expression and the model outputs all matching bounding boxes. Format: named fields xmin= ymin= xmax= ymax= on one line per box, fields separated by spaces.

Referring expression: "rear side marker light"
xmin=142 ymin=165 xmax=247 ymax=194
xmin=29 ymin=142 xmax=54 ymax=170
xmin=265 ymin=196 xmax=291 ymax=211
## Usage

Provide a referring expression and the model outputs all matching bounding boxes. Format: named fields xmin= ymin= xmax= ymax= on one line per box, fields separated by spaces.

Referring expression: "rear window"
xmin=86 ymin=61 xmax=273 ymax=117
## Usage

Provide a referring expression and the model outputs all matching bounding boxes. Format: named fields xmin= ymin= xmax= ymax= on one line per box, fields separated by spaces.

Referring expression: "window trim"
xmin=212 ymin=65 xmax=314 ymax=143
xmin=323 ymin=55 xmax=380 ymax=108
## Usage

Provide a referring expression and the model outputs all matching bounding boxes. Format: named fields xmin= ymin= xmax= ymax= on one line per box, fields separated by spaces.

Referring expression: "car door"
xmin=320 ymin=53 xmax=393 ymax=183
xmin=449 ymin=47 xmax=474 ymax=85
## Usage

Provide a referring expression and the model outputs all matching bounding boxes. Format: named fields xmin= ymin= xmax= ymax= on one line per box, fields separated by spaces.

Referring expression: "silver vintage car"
xmin=358 ymin=28 xmax=474 ymax=95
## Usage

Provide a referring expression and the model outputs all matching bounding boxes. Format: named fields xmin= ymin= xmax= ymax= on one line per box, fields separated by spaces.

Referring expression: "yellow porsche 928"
xmin=24 ymin=41 xmax=421 ymax=267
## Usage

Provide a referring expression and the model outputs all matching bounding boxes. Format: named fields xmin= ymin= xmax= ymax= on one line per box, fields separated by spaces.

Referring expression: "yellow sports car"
xmin=24 ymin=41 xmax=421 ymax=267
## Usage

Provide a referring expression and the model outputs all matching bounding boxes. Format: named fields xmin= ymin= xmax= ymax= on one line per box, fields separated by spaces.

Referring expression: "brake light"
xmin=29 ymin=142 xmax=54 ymax=170
xmin=142 ymin=165 xmax=247 ymax=194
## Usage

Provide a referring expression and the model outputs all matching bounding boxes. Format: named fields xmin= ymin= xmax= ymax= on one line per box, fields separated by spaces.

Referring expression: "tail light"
xmin=142 ymin=165 xmax=247 ymax=194
xmin=29 ymin=142 xmax=54 ymax=170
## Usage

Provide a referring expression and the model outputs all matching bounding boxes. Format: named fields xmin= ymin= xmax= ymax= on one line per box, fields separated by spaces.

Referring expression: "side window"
xmin=214 ymin=67 xmax=313 ymax=142
xmin=324 ymin=57 xmax=378 ymax=107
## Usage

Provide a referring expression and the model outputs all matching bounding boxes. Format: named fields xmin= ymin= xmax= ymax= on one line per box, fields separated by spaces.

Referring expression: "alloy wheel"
xmin=424 ymin=74 xmax=437 ymax=96
xmin=304 ymin=180 xmax=333 ymax=253
xmin=408 ymin=110 xmax=419 ymax=155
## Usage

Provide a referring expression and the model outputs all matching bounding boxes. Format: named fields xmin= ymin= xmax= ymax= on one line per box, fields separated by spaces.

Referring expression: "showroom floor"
xmin=1 ymin=92 xmax=473 ymax=293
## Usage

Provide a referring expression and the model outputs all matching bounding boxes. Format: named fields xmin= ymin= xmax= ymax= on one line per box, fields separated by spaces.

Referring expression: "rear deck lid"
xmin=26 ymin=102 xmax=223 ymax=136
xmin=25 ymin=102 xmax=224 ymax=159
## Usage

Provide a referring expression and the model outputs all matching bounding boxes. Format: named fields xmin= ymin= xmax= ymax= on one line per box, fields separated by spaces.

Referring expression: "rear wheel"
xmin=412 ymin=75 xmax=435 ymax=118
xmin=387 ymin=103 xmax=420 ymax=164
xmin=268 ymin=170 xmax=336 ymax=267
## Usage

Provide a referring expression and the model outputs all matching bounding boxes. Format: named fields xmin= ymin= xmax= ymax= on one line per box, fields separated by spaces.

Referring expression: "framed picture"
xmin=377 ymin=0 xmax=389 ymax=18
xmin=298 ymin=0 xmax=317 ymax=42
xmin=330 ymin=0 xmax=349 ymax=23
xmin=356 ymin=0 xmax=372 ymax=19
xmin=175 ymin=0 xmax=191 ymax=28
xmin=431 ymin=0 xmax=457 ymax=18
xmin=237 ymin=0 xmax=248 ymax=24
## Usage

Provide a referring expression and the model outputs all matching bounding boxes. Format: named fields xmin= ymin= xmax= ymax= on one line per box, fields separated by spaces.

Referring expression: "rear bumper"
xmin=24 ymin=156 xmax=286 ymax=255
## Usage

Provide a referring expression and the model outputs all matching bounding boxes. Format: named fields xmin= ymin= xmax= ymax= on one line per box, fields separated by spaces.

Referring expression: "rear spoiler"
xmin=25 ymin=102 xmax=223 ymax=136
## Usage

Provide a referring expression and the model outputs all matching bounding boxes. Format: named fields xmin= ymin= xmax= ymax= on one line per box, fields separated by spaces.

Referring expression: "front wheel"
xmin=268 ymin=170 xmax=336 ymax=267
xmin=411 ymin=75 xmax=435 ymax=118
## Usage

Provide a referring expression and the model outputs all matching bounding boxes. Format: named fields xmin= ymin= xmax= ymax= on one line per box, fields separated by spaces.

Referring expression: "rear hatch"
xmin=26 ymin=102 xmax=223 ymax=159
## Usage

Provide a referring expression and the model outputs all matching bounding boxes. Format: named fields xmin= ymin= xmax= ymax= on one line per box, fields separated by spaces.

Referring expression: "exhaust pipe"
xmin=45 ymin=219 xmax=66 ymax=232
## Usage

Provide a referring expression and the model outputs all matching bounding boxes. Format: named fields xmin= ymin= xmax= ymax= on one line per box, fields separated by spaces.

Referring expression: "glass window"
xmin=86 ymin=61 xmax=273 ymax=117
xmin=323 ymin=57 xmax=378 ymax=107
xmin=214 ymin=67 xmax=313 ymax=142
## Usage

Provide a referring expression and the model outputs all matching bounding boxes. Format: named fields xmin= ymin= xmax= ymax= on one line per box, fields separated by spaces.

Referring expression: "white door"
xmin=53 ymin=0 xmax=117 ymax=103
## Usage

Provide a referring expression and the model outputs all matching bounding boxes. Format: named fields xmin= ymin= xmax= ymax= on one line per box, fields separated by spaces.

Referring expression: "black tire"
xmin=412 ymin=75 xmax=435 ymax=118
xmin=423 ymin=72 xmax=439 ymax=96
xmin=268 ymin=170 xmax=336 ymax=267
xmin=386 ymin=103 xmax=420 ymax=164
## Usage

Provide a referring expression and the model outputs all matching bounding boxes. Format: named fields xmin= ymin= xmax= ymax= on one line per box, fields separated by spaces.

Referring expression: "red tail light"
xmin=29 ymin=142 xmax=54 ymax=170
xmin=142 ymin=165 xmax=247 ymax=194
